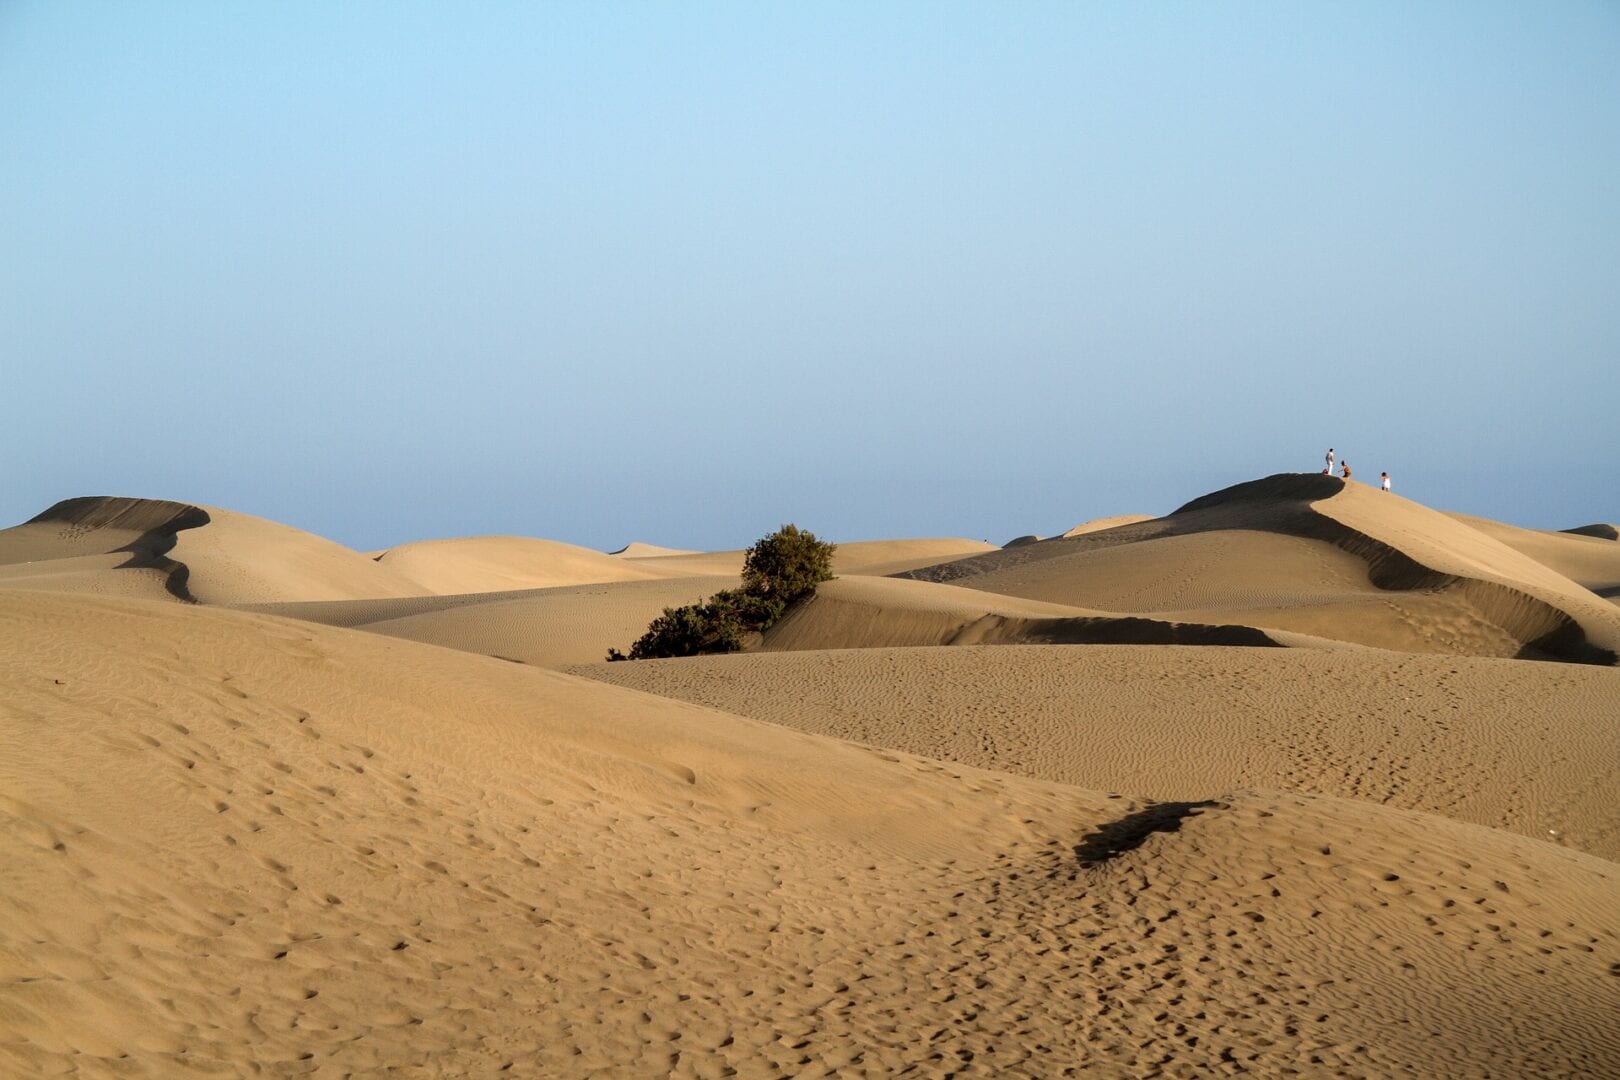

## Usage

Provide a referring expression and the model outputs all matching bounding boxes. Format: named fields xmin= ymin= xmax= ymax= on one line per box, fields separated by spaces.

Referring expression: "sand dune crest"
xmin=894 ymin=474 xmax=1619 ymax=663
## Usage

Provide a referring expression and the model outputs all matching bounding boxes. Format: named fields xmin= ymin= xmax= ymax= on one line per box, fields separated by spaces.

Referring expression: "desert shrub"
xmin=741 ymin=524 xmax=836 ymax=605
xmin=628 ymin=597 xmax=746 ymax=660
xmin=615 ymin=524 xmax=835 ymax=660
xmin=708 ymin=587 xmax=786 ymax=631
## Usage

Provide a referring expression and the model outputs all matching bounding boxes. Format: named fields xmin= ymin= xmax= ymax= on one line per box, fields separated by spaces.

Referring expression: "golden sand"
xmin=2 ymin=476 xmax=1616 ymax=1076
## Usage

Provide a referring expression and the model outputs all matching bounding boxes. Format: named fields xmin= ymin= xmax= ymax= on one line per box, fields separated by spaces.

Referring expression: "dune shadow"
xmin=1075 ymin=800 xmax=1224 ymax=867
xmin=1019 ymin=616 xmax=1283 ymax=649
xmin=26 ymin=497 xmax=210 ymax=602
xmin=899 ymin=473 xmax=1619 ymax=667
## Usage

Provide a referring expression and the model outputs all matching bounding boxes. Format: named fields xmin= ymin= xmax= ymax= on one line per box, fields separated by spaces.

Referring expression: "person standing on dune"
xmin=1381 ymin=472 xmax=1391 ymax=492
xmin=1326 ymin=448 xmax=1335 ymax=474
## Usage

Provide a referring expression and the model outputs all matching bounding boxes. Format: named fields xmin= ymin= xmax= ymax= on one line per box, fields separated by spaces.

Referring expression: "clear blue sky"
xmin=3 ymin=2 xmax=1616 ymax=550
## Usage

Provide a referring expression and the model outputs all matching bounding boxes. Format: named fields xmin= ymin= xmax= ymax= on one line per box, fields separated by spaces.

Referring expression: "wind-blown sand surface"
xmin=901 ymin=476 xmax=1620 ymax=663
xmin=2 ymin=476 xmax=1618 ymax=1076
xmin=1446 ymin=513 xmax=1620 ymax=599
xmin=0 ymin=498 xmax=426 ymax=604
xmin=238 ymin=540 xmax=1000 ymax=668
xmin=576 ymin=645 xmax=1620 ymax=859
xmin=324 ymin=576 xmax=743 ymax=668
xmin=372 ymin=535 xmax=667 ymax=593
xmin=4 ymin=591 xmax=1618 ymax=1077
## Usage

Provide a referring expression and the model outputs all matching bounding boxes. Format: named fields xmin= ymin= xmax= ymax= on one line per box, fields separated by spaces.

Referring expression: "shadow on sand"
xmin=1075 ymin=800 xmax=1225 ymax=868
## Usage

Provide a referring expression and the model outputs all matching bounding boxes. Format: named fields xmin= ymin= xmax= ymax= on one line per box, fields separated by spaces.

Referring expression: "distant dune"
xmin=1061 ymin=513 xmax=1153 ymax=537
xmin=373 ymin=535 xmax=662 ymax=593
xmin=0 ymin=495 xmax=208 ymax=600
xmin=3 ymin=480 xmax=1618 ymax=1074
xmin=898 ymin=474 xmax=1620 ymax=663
xmin=597 ymin=537 xmax=996 ymax=582
xmin=756 ymin=574 xmax=1338 ymax=653
xmin=0 ymin=496 xmax=426 ymax=603
xmin=346 ymin=575 xmax=742 ymax=667
xmin=830 ymin=537 xmax=998 ymax=576
xmin=608 ymin=541 xmax=700 ymax=558
xmin=1446 ymin=512 xmax=1620 ymax=597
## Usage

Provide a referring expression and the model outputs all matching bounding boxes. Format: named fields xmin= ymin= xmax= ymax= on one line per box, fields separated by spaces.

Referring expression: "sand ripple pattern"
xmin=2 ymin=592 xmax=1618 ymax=1076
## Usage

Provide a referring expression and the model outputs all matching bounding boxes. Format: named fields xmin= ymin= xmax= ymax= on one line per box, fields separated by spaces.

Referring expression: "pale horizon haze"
xmin=3 ymin=2 xmax=1616 ymax=551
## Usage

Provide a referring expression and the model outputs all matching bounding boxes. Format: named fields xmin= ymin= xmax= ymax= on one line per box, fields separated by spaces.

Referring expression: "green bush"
xmin=627 ymin=596 xmax=746 ymax=660
xmin=611 ymin=524 xmax=835 ymax=661
xmin=742 ymin=524 xmax=836 ymax=604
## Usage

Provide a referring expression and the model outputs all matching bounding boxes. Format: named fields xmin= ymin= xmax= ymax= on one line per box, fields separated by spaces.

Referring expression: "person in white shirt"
xmin=1326 ymin=448 xmax=1335 ymax=474
xmin=1381 ymin=472 xmax=1391 ymax=492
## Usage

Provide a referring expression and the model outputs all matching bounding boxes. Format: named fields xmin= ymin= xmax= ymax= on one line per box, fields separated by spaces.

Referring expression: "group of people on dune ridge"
xmin=1323 ymin=448 xmax=1390 ymax=492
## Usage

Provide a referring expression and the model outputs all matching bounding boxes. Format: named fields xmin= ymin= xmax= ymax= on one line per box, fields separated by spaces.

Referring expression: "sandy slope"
xmin=0 ymin=497 xmax=427 ymax=604
xmin=830 ymin=538 xmax=999 ymax=576
xmin=900 ymin=475 xmax=1620 ymax=663
xmin=0 ymin=503 xmax=994 ymax=613
xmin=3 ymin=590 xmax=1617 ymax=1077
xmin=372 ymin=535 xmax=663 ymax=593
xmin=758 ymin=574 xmax=1351 ymax=654
xmin=243 ymin=576 xmax=740 ymax=667
xmin=608 ymin=538 xmax=997 ymax=583
xmin=610 ymin=541 xmax=701 ymax=558
xmin=1062 ymin=514 xmax=1154 ymax=537
xmin=1447 ymin=513 xmax=1620 ymax=597
xmin=356 ymin=576 xmax=742 ymax=667
xmin=170 ymin=508 xmax=430 ymax=604
xmin=294 ymin=540 xmax=1002 ymax=668
xmin=5 ymin=483 xmax=1620 ymax=1075
xmin=576 ymin=645 xmax=1620 ymax=860
xmin=0 ymin=497 xmax=210 ymax=601
xmin=1313 ymin=482 xmax=1620 ymax=659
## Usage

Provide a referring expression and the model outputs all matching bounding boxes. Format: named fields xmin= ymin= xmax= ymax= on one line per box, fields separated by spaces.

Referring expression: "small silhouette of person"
xmin=1326 ymin=447 xmax=1335 ymax=473
xmin=1381 ymin=472 xmax=1391 ymax=492
xmin=1340 ymin=461 xmax=1352 ymax=480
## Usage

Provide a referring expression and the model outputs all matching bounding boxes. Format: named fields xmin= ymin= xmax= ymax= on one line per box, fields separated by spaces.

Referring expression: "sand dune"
xmin=243 ymin=576 xmax=740 ymax=667
xmin=373 ymin=535 xmax=663 ymax=593
xmin=3 ymin=590 xmax=1617 ymax=1076
xmin=6 ymin=480 xmax=1620 ymax=1076
xmin=900 ymin=474 xmax=1620 ymax=663
xmin=601 ymin=537 xmax=997 ymax=582
xmin=758 ymin=573 xmax=1342 ymax=653
xmin=1062 ymin=513 xmax=1154 ymax=537
xmin=0 ymin=496 xmax=210 ymax=601
xmin=830 ymin=537 xmax=998 ymax=576
xmin=246 ymin=539 xmax=1000 ymax=668
xmin=365 ymin=534 xmax=979 ymax=595
xmin=169 ymin=507 xmax=430 ymax=604
xmin=577 ymin=644 xmax=1620 ymax=859
xmin=609 ymin=541 xmax=700 ymax=558
xmin=1447 ymin=512 xmax=1620 ymax=596
xmin=0 ymin=496 xmax=427 ymax=604
xmin=357 ymin=575 xmax=742 ymax=667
